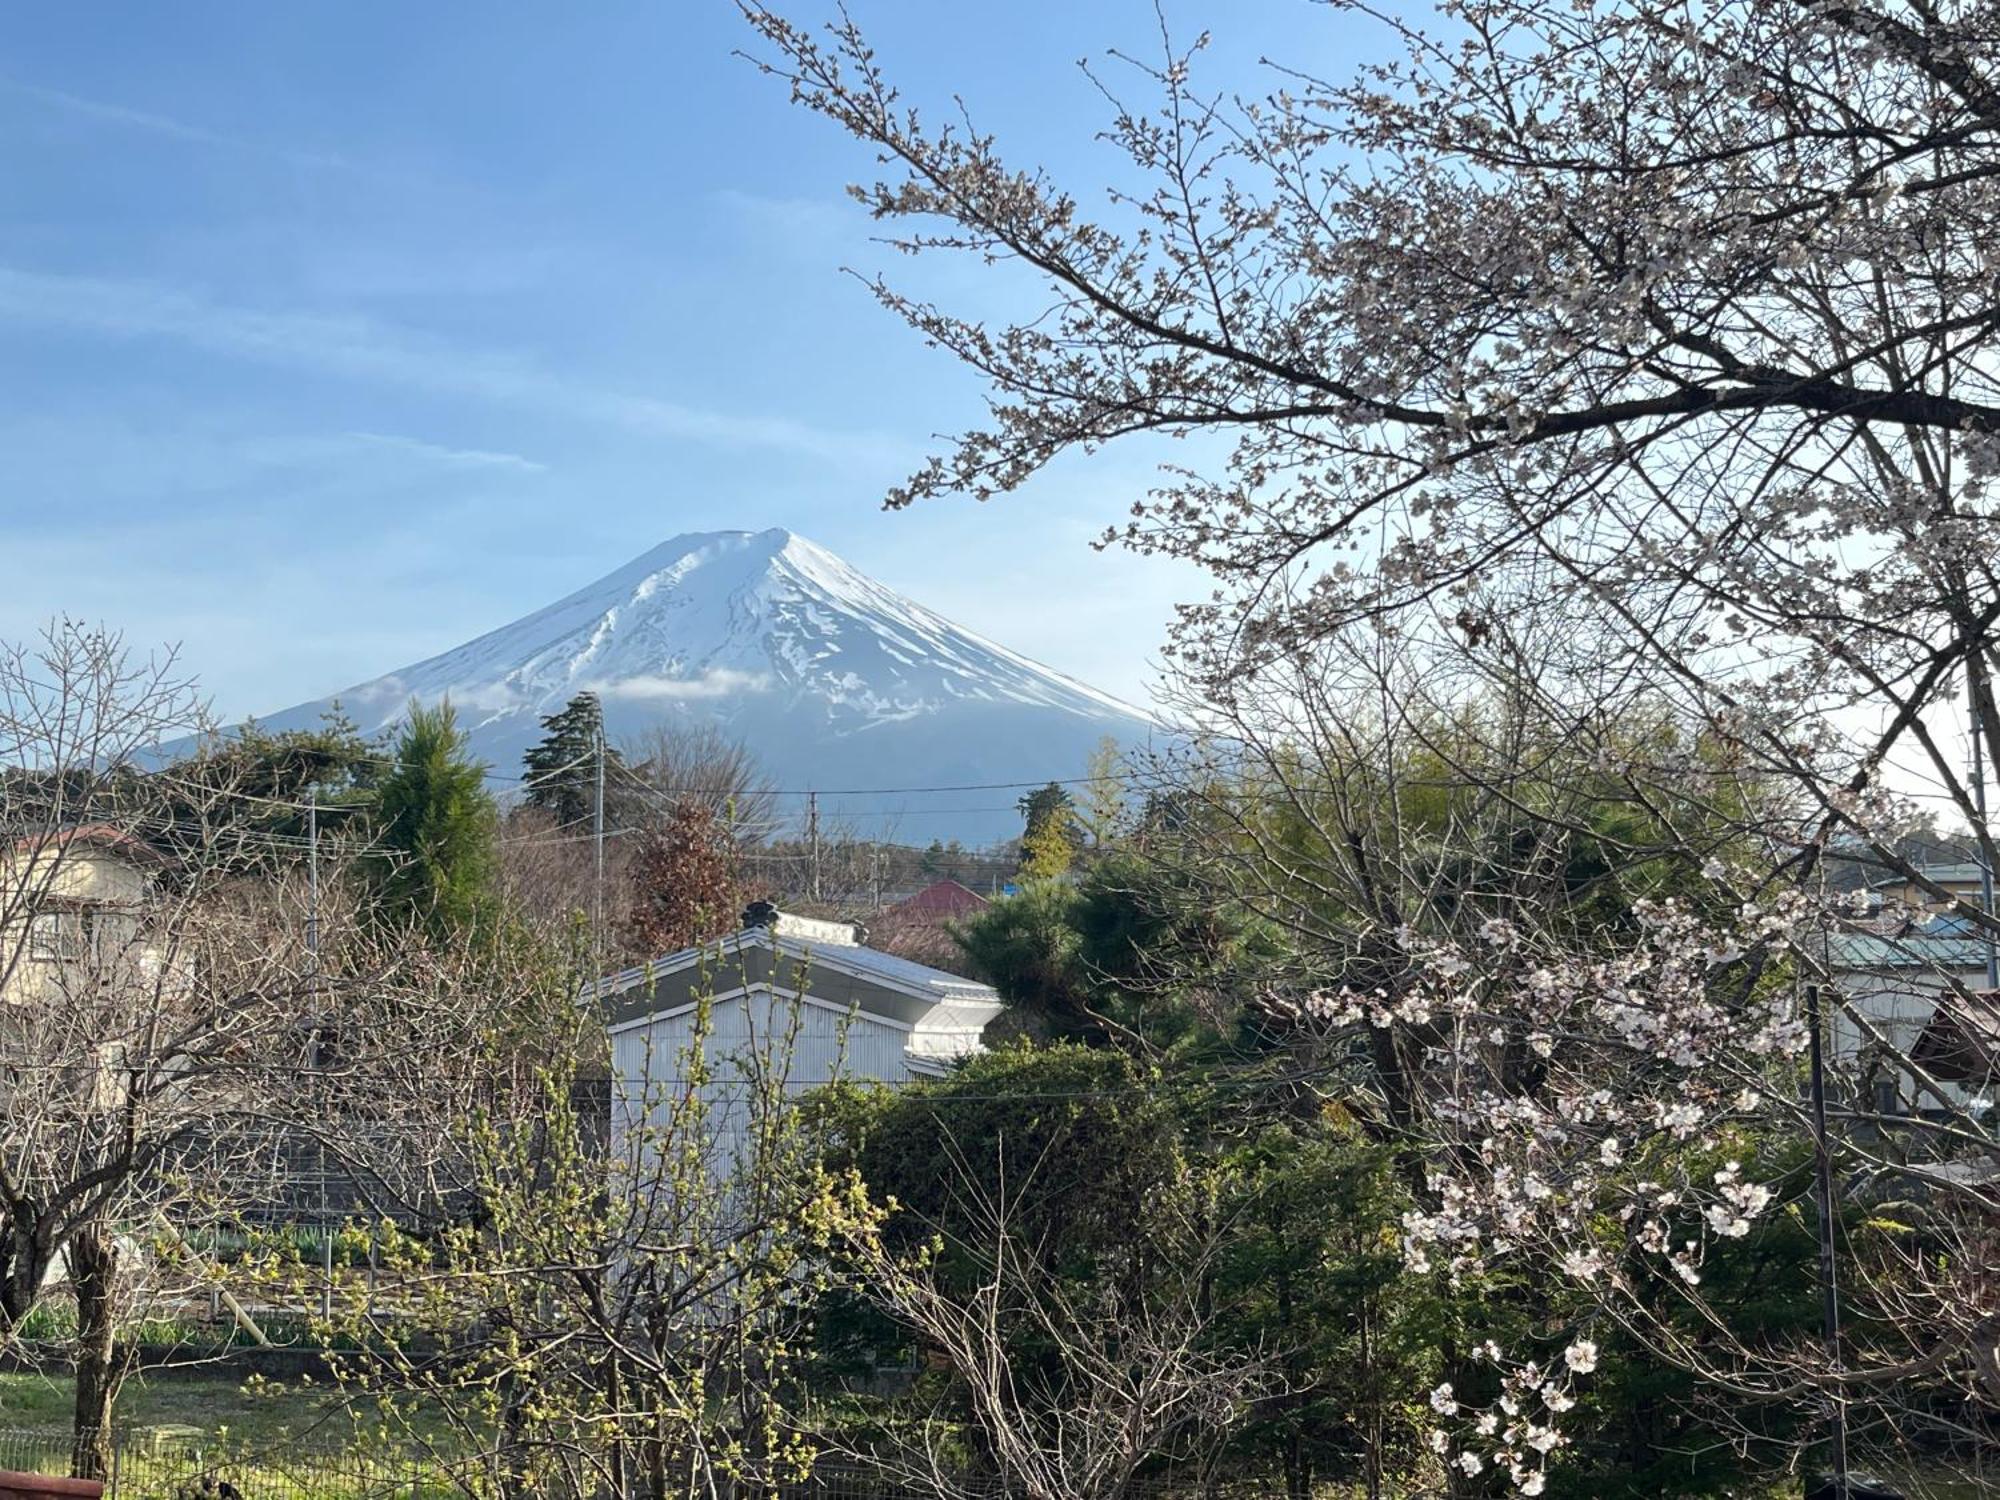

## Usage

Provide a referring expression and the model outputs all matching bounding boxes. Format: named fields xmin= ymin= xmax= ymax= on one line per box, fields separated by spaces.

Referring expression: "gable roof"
xmin=586 ymin=922 xmax=1002 ymax=1034
xmin=1910 ymin=991 xmax=2000 ymax=1084
xmin=1828 ymin=913 xmax=1997 ymax=972
xmin=7 ymin=824 xmax=167 ymax=867
xmin=1870 ymin=862 xmax=1993 ymax=892
xmin=894 ymin=879 xmax=990 ymax=917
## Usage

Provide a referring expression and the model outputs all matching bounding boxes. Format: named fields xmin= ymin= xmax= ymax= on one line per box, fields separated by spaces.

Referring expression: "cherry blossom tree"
xmin=744 ymin=0 xmax=2000 ymax=1487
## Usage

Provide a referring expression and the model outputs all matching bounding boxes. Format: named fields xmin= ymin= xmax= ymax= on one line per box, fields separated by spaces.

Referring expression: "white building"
xmin=588 ymin=904 xmax=1003 ymax=1185
xmin=0 ymin=824 xmax=165 ymax=1010
xmin=1828 ymin=908 xmax=1998 ymax=1116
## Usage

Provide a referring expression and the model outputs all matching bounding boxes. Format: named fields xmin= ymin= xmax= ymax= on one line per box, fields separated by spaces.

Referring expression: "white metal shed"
xmin=587 ymin=906 xmax=1003 ymax=1183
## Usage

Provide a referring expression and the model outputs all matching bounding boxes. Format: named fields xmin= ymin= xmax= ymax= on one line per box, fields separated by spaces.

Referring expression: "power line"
xmin=306 ymin=785 xmax=320 ymax=962
xmin=808 ymin=790 xmax=820 ymax=903
xmin=148 ymin=756 xmax=1133 ymax=826
xmin=171 ymin=732 xmax=1138 ymax=800
xmin=151 ymin=747 xmax=601 ymax=814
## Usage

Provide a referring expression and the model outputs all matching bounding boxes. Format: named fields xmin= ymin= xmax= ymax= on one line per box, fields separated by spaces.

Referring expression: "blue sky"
xmin=0 ymin=1 xmax=1359 ymax=721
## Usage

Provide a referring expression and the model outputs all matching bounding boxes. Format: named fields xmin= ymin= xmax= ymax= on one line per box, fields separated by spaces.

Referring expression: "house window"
xmin=27 ymin=912 xmax=91 ymax=963
xmin=1873 ymin=1077 xmax=1901 ymax=1118
xmin=28 ymin=914 xmax=64 ymax=961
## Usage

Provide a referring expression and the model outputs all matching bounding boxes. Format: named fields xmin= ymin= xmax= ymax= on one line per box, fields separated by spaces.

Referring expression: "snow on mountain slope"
xmin=244 ymin=529 xmax=1161 ymax=844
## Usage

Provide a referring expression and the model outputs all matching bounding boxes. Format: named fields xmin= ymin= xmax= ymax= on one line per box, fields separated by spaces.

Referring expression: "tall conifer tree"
xmin=367 ymin=699 xmax=498 ymax=938
xmin=522 ymin=692 xmax=620 ymax=828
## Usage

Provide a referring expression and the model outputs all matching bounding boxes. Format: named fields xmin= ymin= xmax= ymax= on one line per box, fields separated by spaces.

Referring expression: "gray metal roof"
xmin=586 ymin=925 xmax=1001 ymax=1033
xmin=805 ymin=938 xmax=996 ymax=1001
xmin=1829 ymin=924 xmax=1995 ymax=971
xmin=1869 ymin=862 xmax=1993 ymax=891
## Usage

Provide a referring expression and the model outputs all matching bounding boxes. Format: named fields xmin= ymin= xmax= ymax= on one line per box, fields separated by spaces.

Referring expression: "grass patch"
xmin=0 ymin=1371 xmax=434 ymax=1453
xmin=0 ymin=1374 xmax=473 ymax=1500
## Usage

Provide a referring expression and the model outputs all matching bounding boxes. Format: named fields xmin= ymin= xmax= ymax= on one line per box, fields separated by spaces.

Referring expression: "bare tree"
xmin=0 ymin=624 xmax=342 ymax=1473
xmin=496 ymin=802 xmax=637 ymax=945
xmin=832 ymin=1136 xmax=1270 ymax=1500
xmin=619 ymin=724 xmax=777 ymax=840
xmin=742 ymin=809 xmax=907 ymax=920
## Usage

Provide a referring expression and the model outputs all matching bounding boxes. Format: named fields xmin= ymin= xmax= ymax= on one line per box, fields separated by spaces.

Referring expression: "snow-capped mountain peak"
xmin=244 ymin=530 xmax=1158 ymax=842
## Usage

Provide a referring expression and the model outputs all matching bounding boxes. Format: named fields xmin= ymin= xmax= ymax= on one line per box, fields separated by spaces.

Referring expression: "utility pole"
xmin=807 ymin=790 xmax=821 ymax=905
xmin=1804 ymin=983 xmax=1850 ymax=1498
xmin=594 ymin=720 xmax=607 ymax=961
xmin=306 ymin=784 xmax=320 ymax=967
xmin=1970 ymin=663 xmax=1999 ymax=990
xmin=307 ymin=782 xmax=326 ymax=1255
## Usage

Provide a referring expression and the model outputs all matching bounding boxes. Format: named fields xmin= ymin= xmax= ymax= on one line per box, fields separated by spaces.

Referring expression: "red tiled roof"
xmin=895 ymin=879 xmax=991 ymax=917
xmin=9 ymin=824 xmax=166 ymax=865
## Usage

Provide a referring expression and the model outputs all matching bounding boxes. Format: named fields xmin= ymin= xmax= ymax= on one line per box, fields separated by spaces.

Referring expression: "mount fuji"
xmin=242 ymin=529 xmax=1161 ymax=843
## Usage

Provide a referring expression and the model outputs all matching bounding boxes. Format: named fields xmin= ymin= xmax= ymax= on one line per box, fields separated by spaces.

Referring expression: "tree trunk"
xmin=1281 ymin=1428 xmax=1309 ymax=1500
xmin=604 ymin=1350 xmax=627 ymax=1500
xmin=70 ymin=1220 xmax=124 ymax=1480
xmin=643 ymin=1375 xmax=667 ymax=1500
xmin=496 ymin=1367 xmax=529 ymax=1500
xmin=1 ymin=1200 xmax=53 ymax=1334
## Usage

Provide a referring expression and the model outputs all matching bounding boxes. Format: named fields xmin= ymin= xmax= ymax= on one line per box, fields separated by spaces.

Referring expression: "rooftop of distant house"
xmin=1868 ymin=861 xmax=1992 ymax=892
xmin=582 ymin=900 xmax=1001 ymax=1011
xmin=893 ymin=879 xmax=991 ymax=918
xmin=6 ymin=824 xmax=165 ymax=865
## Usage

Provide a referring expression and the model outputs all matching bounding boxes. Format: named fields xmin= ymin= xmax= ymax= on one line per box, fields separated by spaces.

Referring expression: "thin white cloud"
xmin=434 ymin=682 xmax=533 ymax=716
xmin=710 ymin=188 xmax=863 ymax=248
xmin=345 ymin=431 xmax=547 ymax=473
xmin=0 ymin=75 xmax=370 ymax=176
xmin=0 ymin=264 xmax=900 ymax=463
xmin=592 ymin=668 xmax=772 ymax=702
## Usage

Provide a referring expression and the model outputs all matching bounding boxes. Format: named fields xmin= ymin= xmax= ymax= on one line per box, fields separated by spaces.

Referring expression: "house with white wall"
xmin=0 ymin=824 xmax=165 ymax=1010
xmin=587 ymin=903 xmax=1003 ymax=1184
xmin=1829 ymin=905 xmax=1998 ymax=1116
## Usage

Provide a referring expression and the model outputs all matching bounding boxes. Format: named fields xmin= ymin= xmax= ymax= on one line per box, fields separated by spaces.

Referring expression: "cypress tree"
xmin=1015 ymin=781 xmax=1078 ymax=846
xmin=367 ymin=699 xmax=498 ymax=939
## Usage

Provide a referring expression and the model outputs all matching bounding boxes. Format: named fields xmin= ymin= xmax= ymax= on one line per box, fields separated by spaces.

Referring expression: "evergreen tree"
xmin=366 ymin=699 xmax=498 ymax=939
xmin=158 ymin=708 xmax=379 ymax=868
xmin=1018 ymin=815 xmax=1075 ymax=880
xmin=1016 ymin=780 xmax=1077 ymax=842
xmin=521 ymin=692 xmax=620 ymax=829
xmin=1015 ymin=780 xmax=1079 ymax=880
xmin=952 ymin=878 xmax=1090 ymax=1037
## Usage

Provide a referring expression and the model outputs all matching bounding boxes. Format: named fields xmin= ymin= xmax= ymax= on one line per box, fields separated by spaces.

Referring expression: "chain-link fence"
xmin=0 ymin=1430 xmax=451 ymax=1500
xmin=0 ymin=1429 xmax=1401 ymax=1500
xmin=765 ymin=1462 xmax=1325 ymax=1499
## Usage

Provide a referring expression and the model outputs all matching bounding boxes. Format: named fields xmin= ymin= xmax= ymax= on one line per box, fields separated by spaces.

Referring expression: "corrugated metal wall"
xmin=610 ymin=987 xmax=915 ymax=1190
